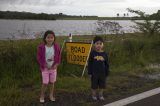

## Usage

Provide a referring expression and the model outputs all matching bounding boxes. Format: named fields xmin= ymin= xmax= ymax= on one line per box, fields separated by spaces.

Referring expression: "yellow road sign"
xmin=66 ymin=42 xmax=92 ymax=65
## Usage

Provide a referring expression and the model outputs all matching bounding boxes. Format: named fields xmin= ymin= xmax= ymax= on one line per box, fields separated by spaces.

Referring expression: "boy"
xmin=88 ymin=36 xmax=109 ymax=101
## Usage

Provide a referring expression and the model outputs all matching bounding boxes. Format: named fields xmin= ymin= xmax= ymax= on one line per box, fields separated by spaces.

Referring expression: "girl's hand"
xmin=47 ymin=65 xmax=52 ymax=70
xmin=52 ymin=64 xmax=59 ymax=70
xmin=48 ymin=67 xmax=51 ymax=70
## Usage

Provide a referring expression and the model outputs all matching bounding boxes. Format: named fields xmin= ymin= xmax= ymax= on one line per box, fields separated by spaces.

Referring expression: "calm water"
xmin=0 ymin=19 xmax=137 ymax=39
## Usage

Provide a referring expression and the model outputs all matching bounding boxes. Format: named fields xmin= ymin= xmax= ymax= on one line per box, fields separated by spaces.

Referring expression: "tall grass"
xmin=106 ymin=34 xmax=160 ymax=73
xmin=0 ymin=34 xmax=159 ymax=85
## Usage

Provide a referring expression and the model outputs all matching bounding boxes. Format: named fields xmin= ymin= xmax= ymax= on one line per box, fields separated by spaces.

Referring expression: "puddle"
xmin=140 ymin=73 xmax=160 ymax=80
xmin=146 ymin=64 xmax=160 ymax=69
xmin=141 ymin=64 xmax=160 ymax=80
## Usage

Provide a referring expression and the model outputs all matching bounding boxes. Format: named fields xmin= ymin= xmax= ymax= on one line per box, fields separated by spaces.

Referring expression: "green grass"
xmin=56 ymin=77 xmax=90 ymax=91
xmin=0 ymin=33 xmax=160 ymax=106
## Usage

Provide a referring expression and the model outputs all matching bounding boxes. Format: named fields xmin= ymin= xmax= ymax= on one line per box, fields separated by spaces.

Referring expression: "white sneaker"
xmin=99 ymin=96 xmax=105 ymax=101
xmin=40 ymin=98 xmax=45 ymax=103
xmin=50 ymin=97 xmax=56 ymax=102
xmin=92 ymin=96 xmax=97 ymax=101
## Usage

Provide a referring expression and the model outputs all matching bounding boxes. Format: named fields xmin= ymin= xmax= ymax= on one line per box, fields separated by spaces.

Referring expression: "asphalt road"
xmin=126 ymin=93 xmax=160 ymax=106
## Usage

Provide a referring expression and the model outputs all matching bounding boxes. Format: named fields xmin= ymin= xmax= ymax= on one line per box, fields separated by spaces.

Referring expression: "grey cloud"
xmin=0 ymin=0 xmax=60 ymax=6
xmin=110 ymin=0 xmax=126 ymax=2
xmin=0 ymin=0 xmax=126 ymax=8
xmin=94 ymin=0 xmax=126 ymax=2
xmin=0 ymin=0 xmax=76 ymax=11
xmin=0 ymin=0 xmax=18 ymax=5
xmin=152 ymin=0 xmax=160 ymax=3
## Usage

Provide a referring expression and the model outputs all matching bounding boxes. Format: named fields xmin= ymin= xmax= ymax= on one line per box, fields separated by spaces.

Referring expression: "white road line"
xmin=104 ymin=87 xmax=160 ymax=106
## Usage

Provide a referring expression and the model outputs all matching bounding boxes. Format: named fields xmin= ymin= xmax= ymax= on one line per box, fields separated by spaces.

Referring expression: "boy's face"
xmin=46 ymin=34 xmax=55 ymax=45
xmin=94 ymin=41 xmax=104 ymax=51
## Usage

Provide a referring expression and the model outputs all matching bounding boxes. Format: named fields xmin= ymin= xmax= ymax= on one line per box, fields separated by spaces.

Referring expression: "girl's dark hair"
xmin=43 ymin=30 xmax=56 ymax=44
xmin=93 ymin=36 xmax=104 ymax=44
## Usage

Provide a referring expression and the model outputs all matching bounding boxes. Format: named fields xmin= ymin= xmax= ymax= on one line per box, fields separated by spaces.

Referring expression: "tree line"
xmin=0 ymin=11 xmax=98 ymax=20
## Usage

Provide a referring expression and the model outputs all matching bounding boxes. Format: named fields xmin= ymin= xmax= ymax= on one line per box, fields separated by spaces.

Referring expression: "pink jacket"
xmin=37 ymin=43 xmax=61 ymax=71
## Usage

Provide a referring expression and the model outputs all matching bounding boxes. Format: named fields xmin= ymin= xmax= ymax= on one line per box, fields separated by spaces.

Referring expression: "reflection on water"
xmin=0 ymin=19 xmax=137 ymax=39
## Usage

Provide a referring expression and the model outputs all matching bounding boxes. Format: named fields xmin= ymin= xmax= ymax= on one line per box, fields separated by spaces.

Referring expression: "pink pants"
xmin=41 ymin=68 xmax=57 ymax=84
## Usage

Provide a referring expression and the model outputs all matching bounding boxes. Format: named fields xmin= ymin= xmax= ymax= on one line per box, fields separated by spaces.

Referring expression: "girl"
xmin=88 ymin=36 xmax=109 ymax=101
xmin=37 ymin=30 xmax=61 ymax=103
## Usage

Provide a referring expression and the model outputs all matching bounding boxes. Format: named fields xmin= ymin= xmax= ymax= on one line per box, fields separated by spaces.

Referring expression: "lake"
xmin=0 ymin=19 xmax=137 ymax=39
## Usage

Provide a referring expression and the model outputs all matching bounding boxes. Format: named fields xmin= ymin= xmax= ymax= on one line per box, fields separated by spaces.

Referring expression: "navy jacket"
xmin=88 ymin=50 xmax=109 ymax=77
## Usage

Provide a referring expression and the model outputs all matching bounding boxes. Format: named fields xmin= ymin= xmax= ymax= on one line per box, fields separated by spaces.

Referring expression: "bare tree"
xmin=95 ymin=20 xmax=124 ymax=37
xmin=117 ymin=13 xmax=120 ymax=17
xmin=127 ymin=8 xmax=160 ymax=36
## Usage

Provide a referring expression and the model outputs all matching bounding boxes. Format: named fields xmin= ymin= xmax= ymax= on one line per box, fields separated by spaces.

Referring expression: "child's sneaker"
xmin=40 ymin=98 xmax=45 ymax=103
xmin=49 ymin=96 xmax=56 ymax=102
xmin=99 ymin=96 xmax=105 ymax=101
xmin=92 ymin=96 xmax=97 ymax=101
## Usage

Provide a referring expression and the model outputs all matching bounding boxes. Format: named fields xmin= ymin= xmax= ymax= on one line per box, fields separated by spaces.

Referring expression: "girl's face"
xmin=94 ymin=41 xmax=104 ymax=51
xmin=45 ymin=34 xmax=55 ymax=45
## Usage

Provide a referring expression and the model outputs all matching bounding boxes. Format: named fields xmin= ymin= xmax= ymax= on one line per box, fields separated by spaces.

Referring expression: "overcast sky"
xmin=0 ymin=0 xmax=160 ymax=17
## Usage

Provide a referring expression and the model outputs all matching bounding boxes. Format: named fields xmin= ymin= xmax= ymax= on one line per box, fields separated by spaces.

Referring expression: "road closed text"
xmin=66 ymin=42 xmax=92 ymax=65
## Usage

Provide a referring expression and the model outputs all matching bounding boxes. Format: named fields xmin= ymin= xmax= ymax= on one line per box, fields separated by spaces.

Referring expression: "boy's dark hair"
xmin=43 ymin=30 xmax=56 ymax=44
xmin=93 ymin=36 xmax=104 ymax=44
